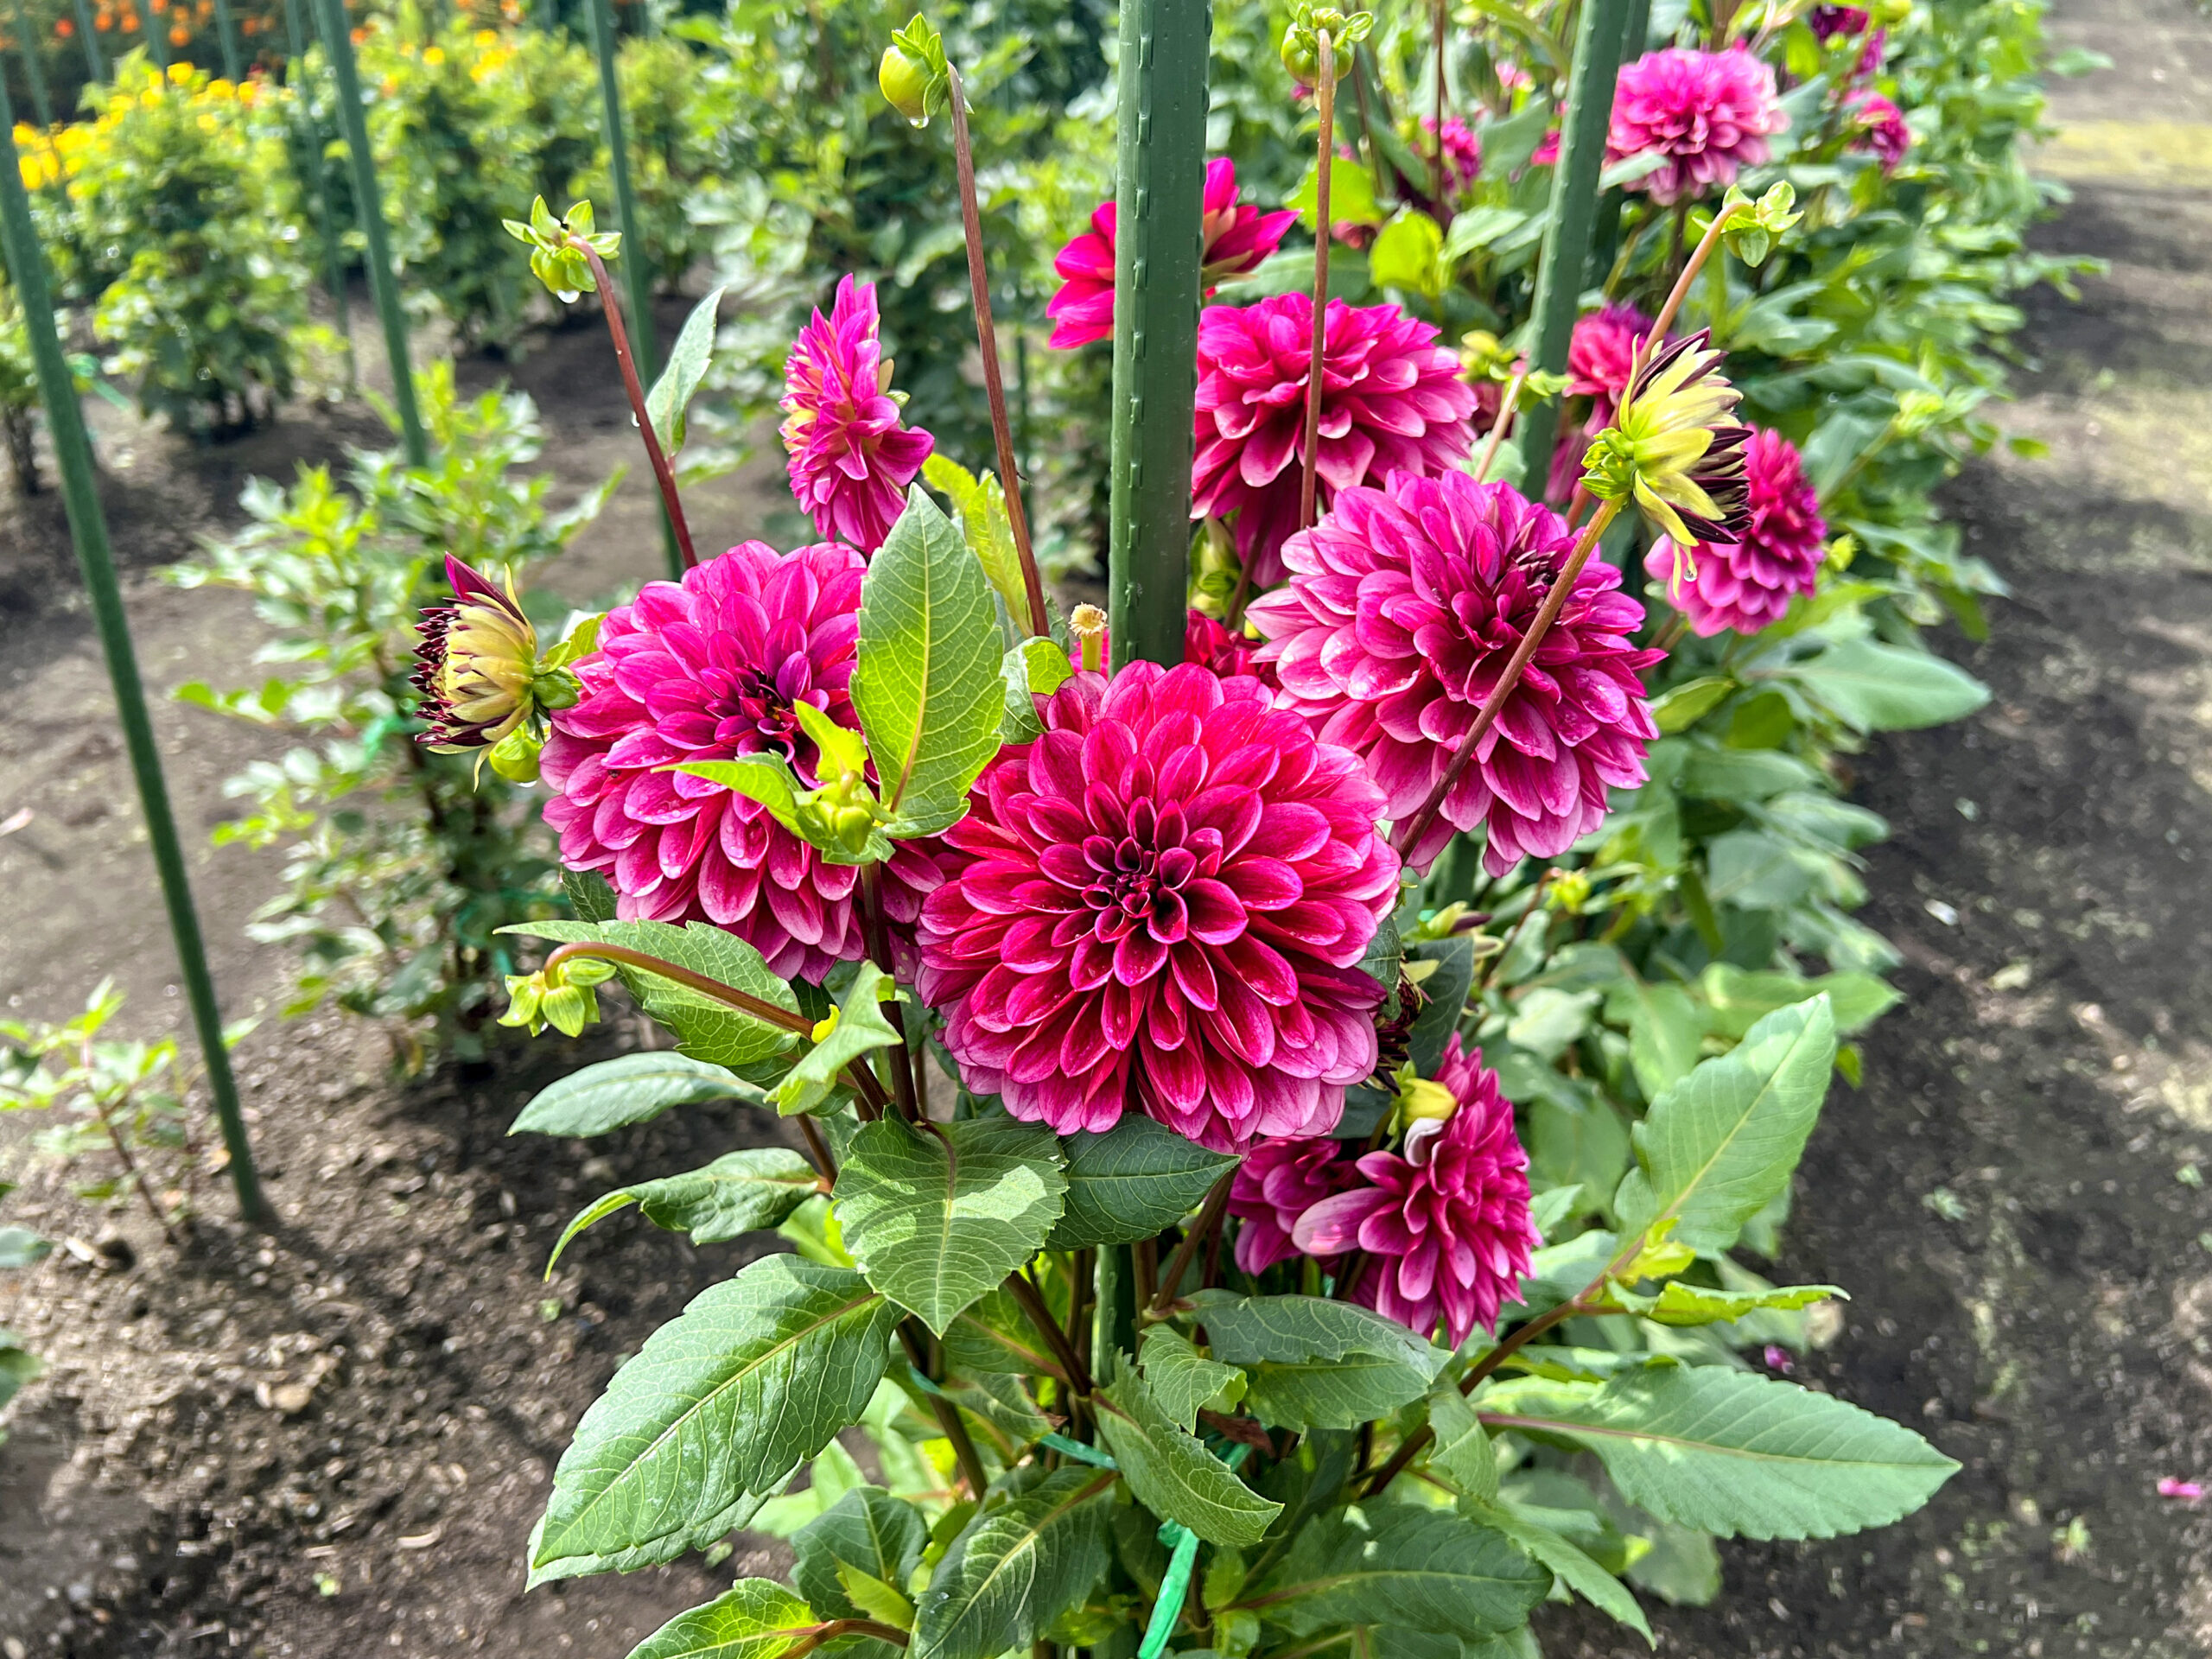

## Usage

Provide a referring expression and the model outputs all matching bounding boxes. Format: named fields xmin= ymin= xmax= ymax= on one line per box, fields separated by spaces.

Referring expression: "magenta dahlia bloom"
xmin=1249 ymin=471 xmax=1663 ymax=875
xmin=1230 ymin=1135 xmax=1359 ymax=1274
xmin=1192 ymin=294 xmax=1478 ymax=588
xmin=541 ymin=543 xmax=940 ymax=982
xmin=916 ymin=662 xmax=1399 ymax=1152
xmin=1185 ymin=610 xmax=1268 ymax=681
xmin=1419 ymin=115 xmax=1484 ymax=190
xmin=1529 ymin=127 xmax=1560 ymax=168
xmin=1846 ymin=90 xmax=1911 ymax=170
xmin=780 ymin=275 xmax=935 ymax=553
xmin=1567 ymin=301 xmax=1657 ymax=425
xmin=1294 ymin=1037 xmax=1541 ymax=1347
xmin=1809 ymin=3 xmax=1870 ymax=36
xmin=1046 ymin=158 xmax=1297 ymax=350
xmin=1643 ymin=427 xmax=1826 ymax=637
xmin=1607 ymin=47 xmax=1789 ymax=206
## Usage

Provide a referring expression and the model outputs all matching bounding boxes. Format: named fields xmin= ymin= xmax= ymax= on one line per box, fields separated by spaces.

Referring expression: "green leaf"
xmin=1477 ymin=1364 xmax=1959 ymax=1540
xmin=1605 ymin=1279 xmax=1845 ymax=1326
xmin=912 ymin=1467 xmax=1116 ymax=1659
xmin=943 ymin=1287 xmax=1063 ymax=1377
xmin=1141 ymin=1326 xmax=1245 ymax=1430
xmin=924 ymin=454 xmax=1030 ymax=627
xmin=1001 ymin=635 xmax=1076 ymax=741
xmin=531 ymin=1255 xmax=899 ymax=1581
xmin=617 ymin=1580 xmax=821 ymax=1659
xmin=0 ymin=1227 xmax=52 ymax=1270
xmin=1239 ymin=1503 xmax=1548 ymax=1637
xmin=511 ymin=1052 xmax=754 ymax=1139
xmin=1405 ymin=936 xmax=1476 ymax=1077
xmin=1605 ymin=977 xmax=1704 ymax=1103
xmin=1190 ymin=1293 xmax=1446 ymax=1432
xmin=1093 ymin=1354 xmax=1281 ymax=1548
xmin=1461 ymin=1496 xmax=1652 ymax=1643
xmin=1425 ymin=1387 xmax=1498 ymax=1501
xmin=670 ymin=756 xmax=807 ymax=839
xmin=1047 ymin=1116 xmax=1237 ymax=1249
xmin=1370 ymin=209 xmax=1447 ymax=297
xmin=565 ymin=868 xmax=619 ymax=923
xmin=643 ymin=284 xmax=727 ymax=455
xmin=1649 ymin=677 xmax=1734 ymax=734
xmin=768 ymin=963 xmax=905 ymax=1117
xmin=1699 ymin=964 xmax=1899 ymax=1038
xmin=1614 ymin=997 xmax=1838 ymax=1255
xmin=794 ymin=1486 xmax=929 ymax=1623
xmin=1792 ymin=639 xmax=1990 ymax=732
xmin=851 ymin=487 xmax=1007 ymax=836
xmin=546 ymin=1148 xmax=822 ymax=1270
xmin=835 ymin=1116 xmax=1068 ymax=1334
xmin=1290 ymin=154 xmax=1382 ymax=232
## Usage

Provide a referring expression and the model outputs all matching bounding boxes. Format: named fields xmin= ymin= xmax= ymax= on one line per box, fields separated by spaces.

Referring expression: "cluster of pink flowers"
xmin=1645 ymin=428 xmax=1827 ymax=636
xmin=1608 ymin=47 xmax=1789 ymax=205
xmin=1419 ymin=115 xmax=1484 ymax=191
xmin=1847 ymin=91 xmax=1911 ymax=170
xmin=780 ymin=276 xmax=934 ymax=554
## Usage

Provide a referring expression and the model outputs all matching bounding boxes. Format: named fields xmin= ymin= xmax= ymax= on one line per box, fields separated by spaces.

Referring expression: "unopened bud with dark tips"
xmin=413 ymin=555 xmax=538 ymax=753
xmin=1579 ymin=330 xmax=1751 ymax=554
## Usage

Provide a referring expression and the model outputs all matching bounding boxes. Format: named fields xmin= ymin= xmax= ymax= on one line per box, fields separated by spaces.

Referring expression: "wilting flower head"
xmin=1845 ymin=90 xmax=1911 ymax=170
xmin=540 ymin=543 xmax=939 ymax=982
xmin=780 ymin=275 xmax=935 ymax=553
xmin=1185 ymin=609 xmax=1268 ymax=680
xmin=1294 ymin=1036 xmax=1541 ymax=1347
xmin=1608 ymin=47 xmax=1789 ymax=206
xmin=1230 ymin=1135 xmax=1359 ymax=1273
xmin=413 ymin=555 xmax=546 ymax=753
xmin=917 ymin=662 xmax=1399 ymax=1152
xmin=1192 ymin=293 xmax=1478 ymax=588
xmin=1249 ymin=471 xmax=1662 ymax=874
xmin=1581 ymin=329 xmax=1752 ymax=548
xmin=1567 ymin=301 xmax=1658 ymax=424
xmin=1046 ymin=159 xmax=1297 ymax=349
xmin=1646 ymin=428 xmax=1827 ymax=636
xmin=1419 ymin=114 xmax=1484 ymax=189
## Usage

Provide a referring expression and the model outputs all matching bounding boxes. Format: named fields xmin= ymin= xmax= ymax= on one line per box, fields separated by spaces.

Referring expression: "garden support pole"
xmin=213 ymin=0 xmax=244 ymax=79
xmin=583 ymin=0 xmax=681 ymax=581
xmin=283 ymin=0 xmax=354 ymax=388
xmin=145 ymin=10 xmax=166 ymax=72
xmin=1106 ymin=0 xmax=1211 ymax=672
xmin=11 ymin=8 xmax=54 ymax=127
xmin=1585 ymin=0 xmax=1649 ymax=285
xmin=0 ymin=100 xmax=269 ymax=1226
xmin=71 ymin=0 xmax=103 ymax=81
xmin=311 ymin=0 xmax=428 ymax=467
xmin=1512 ymin=0 xmax=1626 ymax=492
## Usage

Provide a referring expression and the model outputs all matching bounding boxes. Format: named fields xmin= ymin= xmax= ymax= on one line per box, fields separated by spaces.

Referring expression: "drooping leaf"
xmin=793 ymin=1486 xmax=929 ymax=1624
xmin=643 ymin=283 xmax=728 ymax=454
xmin=1478 ymin=1364 xmax=1959 ymax=1539
xmin=1792 ymin=639 xmax=1989 ymax=732
xmin=912 ymin=1467 xmax=1116 ymax=1659
xmin=1141 ymin=1325 xmax=1245 ymax=1430
xmin=1461 ymin=1496 xmax=1652 ymax=1643
xmin=1604 ymin=1280 xmax=1846 ymax=1326
xmin=850 ymin=486 xmax=1006 ymax=836
xmin=1191 ymin=1293 xmax=1447 ymax=1429
xmin=835 ymin=1116 xmax=1067 ymax=1334
xmin=1425 ymin=1386 xmax=1498 ymax=1501
xmin=531 ymin=1256 xmax=899 ymax=1581
xmin=1046 ymin=1116 xmax=1237 ymax=1249
xmin=546 ymin=1148 xmax=822 ymax=1269
xmin=1613 ymin=996 xmax=1838 ymax=1255
xmin=1093 ymin=1355 xmax=1281 ymax=1548
xmin=617 ymin=1579 xmax=820 ymax=1659
xmin=511 ymin=1052 xmax=755 ymax=1139
xmin=768 ymin=962 xmax=905 ymax=1117
xmin=1238 ymin=1503 xmax=1548 ymax=1637
xmin=923 ymin=454 xmax=1030 ymax=627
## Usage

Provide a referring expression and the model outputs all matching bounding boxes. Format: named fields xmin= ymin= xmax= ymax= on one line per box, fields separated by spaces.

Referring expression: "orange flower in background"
xmin=169 ymin=23 xmax=189 ymax=43
xmin=55 ymin=17 xmax=76 ymax=36
xmin=349 ymin=24 xmax=365 ymax=41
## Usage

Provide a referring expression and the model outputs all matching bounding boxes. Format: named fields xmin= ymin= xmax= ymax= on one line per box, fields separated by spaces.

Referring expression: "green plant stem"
xmin=583 ymin=0 xmax=682 ymax=582
xmin=71 ymin=0 xmax=103 ymax=80
xmin=0 ymin=102 xmax=268 ymax=1226
xmin=572 ymin=239 xmax=697 ymax=571
xmin=899 ymin=1320 xmax=990 ymax=1498
xmin=1430 ymin=0 xmax=1446 ymax=206
xmin=1511 ymin=0 xmax=1627 ymax=491
xmin=1007 ymin=1267 xmax=1092 ymax=1394
xmin=946 ymin=62 xmax=1048 ymax=639
xmin=785 ymin=1618 xmax=913 ymax=1658
xmin=795 ymin=1113 xmax=836 ymax=1183
xmin=212 ymin=0 xmax=244 ymax=78
xmin=1146 ymin=1169 xmax=1233 ymax=1318
xmin=311 ymin=0 xmax=427 ymax=466
xmin=1297 ymin=31 xmax=1336 ymax=534
xmin=283 ymin=0 xmax=354 ymax=391
xmin=1392 ymin=500 xmax=1624 ymax=861
xmin=1107 ymin=0 xmax=1211 ymax=671
xmin=1645 ymin=204 xmax=1733 ymax=353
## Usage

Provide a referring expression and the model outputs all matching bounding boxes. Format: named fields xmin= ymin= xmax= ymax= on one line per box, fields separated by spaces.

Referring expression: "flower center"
xmin=702 ymin=665 xmax=813 ymax=771
xmin=1077 ymin=805 xmax=1202 ymax=943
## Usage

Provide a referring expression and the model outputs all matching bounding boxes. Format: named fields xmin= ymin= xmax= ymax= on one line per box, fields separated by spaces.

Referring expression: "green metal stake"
xmin=583 ymin=0 xmax=680 ymax=580
xmin=311 ymin=0 xmax=426 ymax=466
xmin=1584 ymin=0 xmax=1649 ymax=287
xmin=1512 ymin=0 xmax=1626 ymax=492
xmin=71 ymin=0 xmax=104 ymax=82
xmin=0 ymin=96 xmax=269 ymax=1226
xmin=1106 ymin=0 xmax=1211 ymax=672
xmin=145 ymin=4 xmax=167 ymax=71
xmin=212 ymin=0 xmax=243 ymax=79
xmin=283 ymin=0 xmax=353 ymax=389
xmin=10 ymin=6 xmax=54 ymax=126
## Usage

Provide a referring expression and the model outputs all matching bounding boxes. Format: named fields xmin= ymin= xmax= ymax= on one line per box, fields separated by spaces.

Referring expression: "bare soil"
xmin=3 ymin=1 xmax=2210 ymax=1653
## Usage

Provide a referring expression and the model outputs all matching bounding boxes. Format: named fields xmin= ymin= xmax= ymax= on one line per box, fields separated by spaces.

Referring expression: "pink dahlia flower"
xmin=1230 ymin=1135 xmax=1359 ymax=1274
xmin=1419 ymin=115 xmax=1484 ymax=190
xmin=1607 ymin=47 xmax=1789 ymax=206
xmin=1567 ymin=301 xmax=1657 ymax=425
xmin=1192 ymin=294 xmax=1478 ymax=589
xmin=1046 ymin=158 xmax=1297 ymax=350
xmin=1809 ymin=4 xmax=1870 ymax=36
xmin=916 ymin=662 xmax=1400 ymax=1152
xmin=1294 ymin=1036 xmax=1541 ymax=1347
xmin=780 ymin=275 xmax=935 ymax=554
xmin=1249 ymin=471 xmax=1662 ymax=875
xmin=1185 ymin=610 xmax=1268 ymax=681
xmin=1530 ymin=127 xmax=1560 ymax=168
xmin=541 ymin=543 xmax=941 ymax=982
xmin=1644 ymin=427 xmax=1826 ymax=637
xmin=1846 ymin=90 xmax=1911 ymax=171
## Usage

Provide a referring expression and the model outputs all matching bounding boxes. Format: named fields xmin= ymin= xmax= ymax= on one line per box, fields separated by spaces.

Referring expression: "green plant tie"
xmin=1139 ymin=1522 xmax=1199 ymax=1659
xmin=1037 ymin=1432 xmax=1118 ymax=1469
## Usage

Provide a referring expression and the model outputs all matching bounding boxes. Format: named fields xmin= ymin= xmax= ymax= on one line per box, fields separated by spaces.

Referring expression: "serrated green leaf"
xmin=942 ymin=1287 xmax=1062 ymax=1377
xmin=1604 ymin=976 xmax=1704 ymax=1103
xmin=643 ymin=284 xmax=727 ymax=454
xmin=1426 ymin=1387 xmax=1498 ymax=1501
xmin=912 ymin=1467 xmax=1116 ymax=1659
xmin=1791 ymin=639 xmax=1989 ymax=732
xmin=1141 ymin=1326 xmax=1244 ymax=1430
xmin=531 ymin=1255 xmax=898 ymax=1580
xmin=1699 ymin=964 xmax=1899 ymax=1039
xmin=769 ymin=963 xmax=904 ymax=1117
xmin=1461 ymin=1496 xmax=1652 ymax=1643
xmin=1093 ymin=1355 xmax=1281 ymax=1548
xmin=1614 ymin=997 xmax=1838 ymax=1255
xmin=670 ymin=756 xmax=806 ymax=838
xmin=935 ymin=1369 xmax=1052 ymax=1443
xmin=511 ymin=1052 xmax=754 ymax=1139
xmin=1047 ymin=1116 xmax=1237 ymax=1249
xmin=564 ymin=868 xmax=619 ymax=922
xmin=851 ymin=487 xmax=1006 ymax=836
xmin=1605 ymin=1280 xmax=1846 ymax=1326
xmin=793 ymin=1486 xmax=929 ymax=1624
xmin=546 ymin=1148 xmax=822 ymax=1271
xmin=1237 ymin=1503 xmax=1548 ymax=1637
xmin=1191 ymin=1293 xmax=1447 ymax=1381
xmin=1478 ymin=1364 xmax=1958 ymax=1540
xmin=617 ymin=1579 xmax=820 ymax=1659
xmin=835 ymin=1116 xmax=1067 ymax=1334
xmin=1405 ymin=936 xmax=1476 ymax=1077
xmin=924 ymin=455 xmax=1028 ymax=626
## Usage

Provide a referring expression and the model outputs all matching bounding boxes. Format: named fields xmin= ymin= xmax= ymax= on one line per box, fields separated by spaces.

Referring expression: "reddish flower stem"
xmin=1299 ymin=30 xmax=1338 ymax=533
xmin=1390 ymin=499 xmax=1624 ymax=861
xmin=1146 ymin=1169 xmax=1236 ymax=1319
xmin=1471 ymin=370 xmax=1528 ymax=485
xmin=796 ymin=1112 xmax=838 ymax=1183
xmin=857 ymin=862 xmax=922 ymax=1122
xmin=573 ymin=240 xmax=698 ymax=571
xmin=899 ymin=1319 xmax=990 ymax=1498
xmin=1642 ymin=204 xmax=1734 ymax=364
xmin=947 ymin=64 xmax=1051 ymax=639
xmin=1007 ymin=1266 xmax=1094 ymax=1395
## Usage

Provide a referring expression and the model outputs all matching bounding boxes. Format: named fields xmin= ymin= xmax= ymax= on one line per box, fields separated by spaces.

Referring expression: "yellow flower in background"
xmin=422 ymin=44 xmax=445 ymax=65
xmin=166 ymin=59 xmax=190 ymax=82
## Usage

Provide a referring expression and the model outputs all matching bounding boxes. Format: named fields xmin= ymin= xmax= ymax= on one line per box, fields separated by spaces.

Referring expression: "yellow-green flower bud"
xmin=487 ymin=728 xmax=543 ymax=785
xmin=880 ymin=13 xmax=949 ymax=126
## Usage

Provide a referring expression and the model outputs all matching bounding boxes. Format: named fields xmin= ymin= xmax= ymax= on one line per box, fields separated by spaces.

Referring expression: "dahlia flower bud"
xmin=1281 ymin=4 xmax=1371 ymax=87
xmin=1580 ymin=330 xmax=1751 ymax=550
xmin=879 ymin=13 xmax=948 ymax=126
xmin=499 ymin=954 xmax=614 ymax=1038
xmin=413 ymin=555 xmax=576 ymax=761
